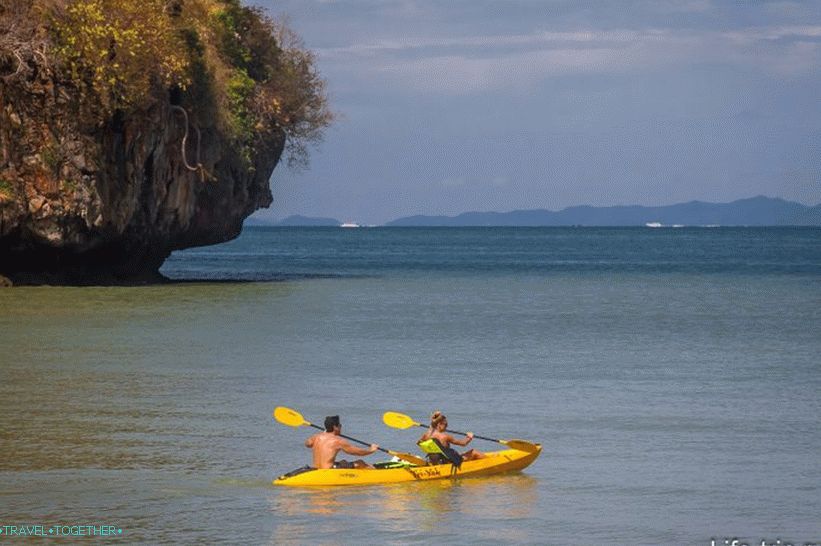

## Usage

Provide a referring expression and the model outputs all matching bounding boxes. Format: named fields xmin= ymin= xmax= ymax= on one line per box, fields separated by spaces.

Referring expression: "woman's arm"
xmin=446 ymin=432 xmax=473 ymax=447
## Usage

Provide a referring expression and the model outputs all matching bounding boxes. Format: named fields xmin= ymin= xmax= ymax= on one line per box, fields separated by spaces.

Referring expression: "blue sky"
xmin=251 ymin=0 xmax=821 ymax=224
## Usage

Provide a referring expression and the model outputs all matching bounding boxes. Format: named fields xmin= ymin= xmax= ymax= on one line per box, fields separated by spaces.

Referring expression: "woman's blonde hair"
xmin=430 ymin=410 xmax=446 ymax=427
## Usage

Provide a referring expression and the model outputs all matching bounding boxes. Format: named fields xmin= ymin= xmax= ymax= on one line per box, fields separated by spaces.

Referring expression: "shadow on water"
xmin=5 ymin=271 xmax=371 ymax=287
xmin=161 ymin=272 xmax=374 ymax=283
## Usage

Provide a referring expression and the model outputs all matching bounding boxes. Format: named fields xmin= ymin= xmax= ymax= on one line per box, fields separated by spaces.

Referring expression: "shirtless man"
xmin=305 ymin=415 xmax=379 ymax=469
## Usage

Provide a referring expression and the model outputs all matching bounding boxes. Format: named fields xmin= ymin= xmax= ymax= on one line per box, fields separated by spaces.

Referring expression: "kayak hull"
xmin=274 ymin=445 xmax=541 ymax=486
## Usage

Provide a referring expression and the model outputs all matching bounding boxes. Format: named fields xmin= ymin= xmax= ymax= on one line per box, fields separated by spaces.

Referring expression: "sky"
xmin=250 ymin=0 xmax=821 ymax=225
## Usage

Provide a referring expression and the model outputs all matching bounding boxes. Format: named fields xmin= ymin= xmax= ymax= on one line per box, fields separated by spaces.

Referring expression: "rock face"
xmin=0 ymin=53 xmax=283 ymax=284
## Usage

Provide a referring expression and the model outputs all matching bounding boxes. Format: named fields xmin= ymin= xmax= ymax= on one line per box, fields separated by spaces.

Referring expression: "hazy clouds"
xmin=252 ymin=0 xmax=821 ymax=224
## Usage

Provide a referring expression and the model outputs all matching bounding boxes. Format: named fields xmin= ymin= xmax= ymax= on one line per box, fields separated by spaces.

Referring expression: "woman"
xmin=418 ymin=411 xmax=485 ymax=464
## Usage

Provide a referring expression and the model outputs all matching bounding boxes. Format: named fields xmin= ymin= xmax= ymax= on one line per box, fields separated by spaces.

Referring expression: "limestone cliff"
xmin=0 ymin=0 xmax=329 ymax=284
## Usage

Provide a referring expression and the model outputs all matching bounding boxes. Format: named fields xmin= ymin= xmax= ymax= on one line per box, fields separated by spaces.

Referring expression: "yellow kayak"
xmin=274 ymin=445 xmax=541 ymax=486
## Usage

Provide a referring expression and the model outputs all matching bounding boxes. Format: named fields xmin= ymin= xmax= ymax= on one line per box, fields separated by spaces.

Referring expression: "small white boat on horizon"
xmin=645 ymin=222 xmax=663 ymax=228
xmin=340 ymin=222 xmax=360 ymax=228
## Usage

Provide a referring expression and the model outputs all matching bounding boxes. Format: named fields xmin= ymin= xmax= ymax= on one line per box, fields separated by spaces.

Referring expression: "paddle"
xmin=382 ymin=411 xmax=540 ymax=453
xmin=274 ymin=406 xmax=427 ymax=466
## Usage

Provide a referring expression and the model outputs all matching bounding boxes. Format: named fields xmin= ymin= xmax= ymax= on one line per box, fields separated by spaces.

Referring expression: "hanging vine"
xmin=169 ymin=104 xmax=209 ymax=182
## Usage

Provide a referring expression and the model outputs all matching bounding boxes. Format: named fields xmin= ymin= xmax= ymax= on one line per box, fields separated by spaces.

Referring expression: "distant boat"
xmin=645 ymin=222 xmax=663 ymax=228
xmin=340 ymin=222 xmax=360 ymax=228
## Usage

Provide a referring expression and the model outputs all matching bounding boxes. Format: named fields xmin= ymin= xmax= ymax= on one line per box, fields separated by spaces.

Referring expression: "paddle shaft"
xmin=306 ymin=422 xmax=391 ymax=456
xmin=414 ymin=423 xmax=501 ymax=444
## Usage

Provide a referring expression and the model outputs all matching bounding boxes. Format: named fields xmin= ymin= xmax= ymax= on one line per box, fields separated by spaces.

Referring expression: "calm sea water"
xmin=1 ymin=227 xmax=819 ymax=544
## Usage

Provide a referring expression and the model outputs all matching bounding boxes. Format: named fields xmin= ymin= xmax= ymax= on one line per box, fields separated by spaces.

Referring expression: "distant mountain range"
xmin=386 ymin=196 xmax=821 ymax=226
xmin=247 ymin=197 xmax=821 ymax=227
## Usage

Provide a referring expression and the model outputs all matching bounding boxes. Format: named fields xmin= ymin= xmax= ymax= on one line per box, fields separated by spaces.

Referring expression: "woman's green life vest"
xmin=417 ymin=439 xmax=445 ymax=454
xmin=417 ymin=438 xmax=463 ymax=470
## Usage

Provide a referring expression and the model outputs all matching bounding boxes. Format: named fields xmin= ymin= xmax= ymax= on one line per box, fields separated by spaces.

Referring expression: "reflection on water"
xmin=268 ymin=473 xmax=538 ymax=542
xmin=1 ymin=283 xmax=291 ymax=475
xmin=1 ymin=365 xmax=192 ymax=472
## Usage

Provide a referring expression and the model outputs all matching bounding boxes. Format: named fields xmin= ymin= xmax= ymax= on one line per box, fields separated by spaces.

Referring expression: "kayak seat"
xmin=417 ymin=438 xmax=463 ymax=470
xmin=373 ymin=460 xmax=416 ymax=469
xmin=277 ymin=465 xmax=314 ymax=479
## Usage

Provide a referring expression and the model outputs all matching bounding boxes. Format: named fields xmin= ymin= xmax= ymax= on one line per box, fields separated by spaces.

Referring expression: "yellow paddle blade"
xmin=500 ymin=439 xmax=541 ymax=453
xmin=274 ymin=406 xmax=309 ymax=428
xmin=383 ymin=411 xmax=420 ymax=430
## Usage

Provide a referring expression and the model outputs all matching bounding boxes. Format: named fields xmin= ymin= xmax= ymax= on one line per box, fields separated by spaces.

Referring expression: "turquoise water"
xmin=1 ymin=227 xmax=819 ymax=544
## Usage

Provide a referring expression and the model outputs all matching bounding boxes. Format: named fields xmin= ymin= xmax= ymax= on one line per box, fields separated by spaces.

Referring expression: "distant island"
xmin=252 ymin=196 xmax=821 ymax=228
xmin=386 ymin=196 xmax=821 ymax=227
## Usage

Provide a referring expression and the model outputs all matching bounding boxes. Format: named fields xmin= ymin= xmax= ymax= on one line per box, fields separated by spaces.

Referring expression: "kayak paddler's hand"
xmin=466 ymin=432 xmax=474 ymax=442
xmin=369 ymin=444 xmax=379 ymax=453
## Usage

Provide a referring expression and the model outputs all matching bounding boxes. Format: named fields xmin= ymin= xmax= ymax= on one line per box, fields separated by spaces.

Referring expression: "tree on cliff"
xmin=0 ymin=0 xmax=333 ymax=283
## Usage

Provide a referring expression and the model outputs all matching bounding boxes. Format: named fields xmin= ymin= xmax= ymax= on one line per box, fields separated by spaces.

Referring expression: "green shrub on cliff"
xmin=0 ymin=178 xmax=14 ymax=201
xmin=46 ymin=0 xmax=331 ymax=168
xmin=52 ymin=0 xmax=191 ymax=112
xmin=204 ymin=0 xmax=332 ymax=167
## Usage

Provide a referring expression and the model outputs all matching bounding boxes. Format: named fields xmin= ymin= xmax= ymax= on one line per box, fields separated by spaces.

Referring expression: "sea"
xmin=1 ymin=226 xmax=819 ymax=545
